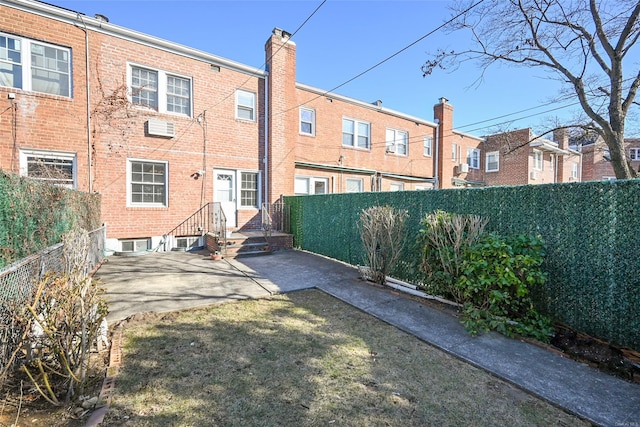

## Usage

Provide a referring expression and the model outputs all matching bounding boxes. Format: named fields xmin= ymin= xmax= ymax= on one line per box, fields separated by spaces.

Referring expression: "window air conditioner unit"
xmin=460 ymin=163 xmax=469 ymax=173
xmin=146 ymin=119 xmax=175 ymax=138
xmin=386 ymin=144 xmax=396 ymax=154
xmin=530 ymin=171 xmax=539 ymax=180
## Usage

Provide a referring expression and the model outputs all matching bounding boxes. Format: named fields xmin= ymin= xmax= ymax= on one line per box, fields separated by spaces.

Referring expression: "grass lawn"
xmin=105 ymin=289 xmax=588 ymax=426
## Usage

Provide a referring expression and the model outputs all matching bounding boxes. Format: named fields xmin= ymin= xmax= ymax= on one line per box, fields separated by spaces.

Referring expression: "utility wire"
xmin=274 ymin=0 xmax=487 ymax=118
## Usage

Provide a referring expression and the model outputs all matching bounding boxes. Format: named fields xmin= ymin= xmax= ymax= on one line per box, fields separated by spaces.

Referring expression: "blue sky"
xmin=53 ymin=0 xmax=636 ymax=138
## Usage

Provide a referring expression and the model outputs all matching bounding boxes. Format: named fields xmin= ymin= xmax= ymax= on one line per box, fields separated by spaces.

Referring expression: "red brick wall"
xmin=0 ymin=5 xmax=89 ymax=189
xmin=0 ymin=4 xmax=265 ymax=241
xmin=88 ymin=29 xmax=264 ymax=238
xmin=292 ymin=90 xmax=437 ymax=185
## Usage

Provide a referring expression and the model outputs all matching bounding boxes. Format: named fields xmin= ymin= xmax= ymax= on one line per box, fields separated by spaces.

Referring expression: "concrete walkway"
xmin=97 ymin=249 xmax=640 ymax=427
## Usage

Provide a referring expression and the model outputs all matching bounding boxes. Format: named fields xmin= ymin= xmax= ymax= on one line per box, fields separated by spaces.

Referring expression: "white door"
xmin=214 ymin=170 xmax=236 ymax=228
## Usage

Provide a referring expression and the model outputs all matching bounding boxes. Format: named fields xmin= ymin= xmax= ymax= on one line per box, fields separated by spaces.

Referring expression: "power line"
xmin=274 ymin=0 xmax=487 ymax=118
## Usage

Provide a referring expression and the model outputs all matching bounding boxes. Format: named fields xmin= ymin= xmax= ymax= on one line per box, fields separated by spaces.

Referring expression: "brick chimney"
xmin=265 ymin=28 xmax=297 ymax=203
xmin=434 ymin=97 xmax=454 ymax=189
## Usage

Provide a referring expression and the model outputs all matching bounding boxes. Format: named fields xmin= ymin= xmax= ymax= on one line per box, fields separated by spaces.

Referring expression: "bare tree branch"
xmin=423 ymin=0 xmax=640 ymax=178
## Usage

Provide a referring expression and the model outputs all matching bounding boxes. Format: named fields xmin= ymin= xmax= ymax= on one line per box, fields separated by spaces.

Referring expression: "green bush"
xmin=417 ymin=210 xmax=488 ymax=302
xmin=457 ymin=233 xmax=553 ymax=341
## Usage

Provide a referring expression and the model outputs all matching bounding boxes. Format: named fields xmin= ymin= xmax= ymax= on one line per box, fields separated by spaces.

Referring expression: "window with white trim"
xmin=533 ymin=150 xmax=543 ymax=170
xmin=240 ymin=172 xmax=259 ymax=208
xmin=129 ymin=64 xmax=192 ymax=116
xmin=346 ymin=178 xmax=363 ymax=193
xmin=342 ymin=118 xmax=370 ymax=149
xmin=236 ymin=89 xmax=256 ymax=121
xmin=19 ymin=149 xmax=76 ymax=188
xmin=451 ymin=143 xmax=458 ymax=162
xmin=128 ymin=159 xmax=168 ymax=206
xmin=385 ymin=128 xmax=408 ymax=155
xmin=295 ymin=176 xmax=329 ymax=195
xmin=120 ymin=238 xmax=150 ymax=252
xmin=389 ymin=182 xmax=404 ymax=191
xmin=466 ymin=148 xmax=480 ymax=169
xmin=424 ymin=136 xmax=433 ymax=157
xmin=571 ymin=162 xmax=579 ymax=179
xmin=486 ymin=151 xmax=499 ymax=172
xmin=0 ymin=33 xmax=71 ymax=97
xmin=630 ymin=148 xmax=640 ymax=160
xmin=300 ymin=107 xmax=315 ymax=136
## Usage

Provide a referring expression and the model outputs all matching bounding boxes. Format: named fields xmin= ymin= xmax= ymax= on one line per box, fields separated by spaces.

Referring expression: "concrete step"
xmin=221 ymin=233 xmax=271 ymax=258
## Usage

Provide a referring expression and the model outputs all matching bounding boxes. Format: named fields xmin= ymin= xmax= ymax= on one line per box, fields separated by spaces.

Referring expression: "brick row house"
xmin=0 ymin=0 xmax=605 ymax=253
xmin=0 ymin=0 xmax=458 ymax=252
xmin=580 ymin=138 xmax=640 ymax=181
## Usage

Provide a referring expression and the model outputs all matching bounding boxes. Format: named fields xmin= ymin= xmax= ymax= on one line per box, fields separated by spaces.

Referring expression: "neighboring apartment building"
xmin=581 ymin=138 xmax=640 ymax=181
xmin=481 ymin=128 xmax=582 ymax=186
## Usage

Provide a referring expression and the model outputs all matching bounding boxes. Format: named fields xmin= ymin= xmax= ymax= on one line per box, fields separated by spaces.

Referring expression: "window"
xmin=130 ymin=64 xmax=192 ymax=116
xmin=295 ymin=176 xmax=329 ymax=195
xmin=346 ymin=178 xmax=363 ymax=193
xmin=19 ymin=149 xmax=76 ymax=188
xmin=342 ymin=118 xmax=370 ymax=149
xmin=236 ymin=89 xmax=256 ymax=121
xmin=466 ymin=148 xmax=480 ymax=169
xmin=0 ymin=33 xmax=71 ymax=97
xmin=240 ymin=172 xmax=258 ymax=208
xmin=571 ymin=162 xmax=579 ymax=179
xmin=128 ymin=159 xmax=168 ymax=206
xmin=131 ymin=66 xmax=157 ymax=109
xmin=424 ymin=136 xmax=433 ymax=157
xmin=486 ymin=151 xmax=499 ymax=172
xmin=167 ymin=75 xmax=191 ymax=115
xmin=533 ymin=150 xmax=543 ymax=170
xmin=386 ymin=128 xmax=408 ymax=155
xmin=300 ymin=107 xmax=315 ymax=136
xmin=120 ymin=238 xmax=149 ymax=252
xmin=630 ymin=148 xmax=640 ymax=160
xmin=451 ymin=143 xmax=458 ymax=162
xmin=389 ymin=182 xmax=404 ymax=192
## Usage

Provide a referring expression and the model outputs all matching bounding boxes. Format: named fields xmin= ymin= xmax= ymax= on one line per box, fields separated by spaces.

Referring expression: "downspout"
xmin=434 ymin=119 xmax=440 ymax=189
xmin=77 ymin=14 xmax=93 ymax=193
xmin=264 ymin=72 xmax=269 ymax=206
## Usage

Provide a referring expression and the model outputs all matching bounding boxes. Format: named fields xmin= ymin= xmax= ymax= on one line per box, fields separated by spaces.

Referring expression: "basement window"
xmin=176 ymin=236 xmax=200 ymax=249
xmin=120 ymin=238 xmax=149 ymax=252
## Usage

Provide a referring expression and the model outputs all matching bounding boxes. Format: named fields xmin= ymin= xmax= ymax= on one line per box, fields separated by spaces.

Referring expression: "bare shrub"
xmin=3 ymin=228 xmax=108 ymax=405
xmin=358 ymin=206 xmax=408 ymax=285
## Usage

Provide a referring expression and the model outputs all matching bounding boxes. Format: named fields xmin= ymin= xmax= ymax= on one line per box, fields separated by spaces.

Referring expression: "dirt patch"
xmin=550 ymin=324 xmax=640 ymax=384
xmin=0 ymin=350 xmax=108 ymax=427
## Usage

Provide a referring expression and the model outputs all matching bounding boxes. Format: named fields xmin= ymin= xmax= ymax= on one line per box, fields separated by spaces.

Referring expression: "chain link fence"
xmin=0 ymin=226 xmax=105 ymax=378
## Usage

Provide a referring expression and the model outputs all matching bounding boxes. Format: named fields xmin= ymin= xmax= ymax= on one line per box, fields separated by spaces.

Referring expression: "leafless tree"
xmin=424 ymin=0 xmax=640 ymax=178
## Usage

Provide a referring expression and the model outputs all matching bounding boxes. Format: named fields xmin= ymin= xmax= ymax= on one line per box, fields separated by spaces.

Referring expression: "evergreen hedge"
xmin=0 ymin=171 xmax=101 ymax=269
xmin=285 ymin=180 xmax=640 ymax=351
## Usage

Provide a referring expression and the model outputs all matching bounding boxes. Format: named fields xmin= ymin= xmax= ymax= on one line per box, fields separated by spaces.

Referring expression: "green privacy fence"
xmin=285 ymin=179 xmax=640 ymax=351
xmin=0 ymin=171 xmax=101 ymax=269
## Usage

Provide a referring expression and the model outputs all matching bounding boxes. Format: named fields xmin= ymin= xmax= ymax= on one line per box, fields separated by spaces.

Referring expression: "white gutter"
xmin=3 ymin=0 xmax=266 ymax=78
xmin=296 ymin=82 xmax=438 ymax=128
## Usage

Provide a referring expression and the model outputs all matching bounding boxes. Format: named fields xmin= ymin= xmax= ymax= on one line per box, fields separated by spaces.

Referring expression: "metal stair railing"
xmin=165 ymin=203 xmax=213 ymax=241
xmin=212 ymin=202 xmax=227 ymax=255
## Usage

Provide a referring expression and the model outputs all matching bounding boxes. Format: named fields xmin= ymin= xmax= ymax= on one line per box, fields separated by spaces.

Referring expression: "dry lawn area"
xmin=105 ymin=289 xmax=588 ymax=426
